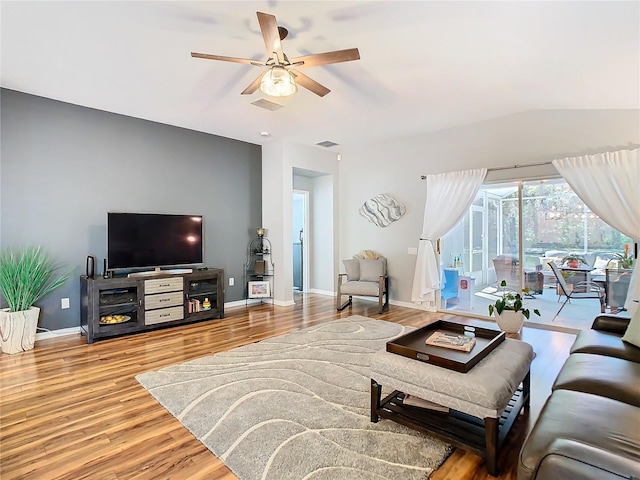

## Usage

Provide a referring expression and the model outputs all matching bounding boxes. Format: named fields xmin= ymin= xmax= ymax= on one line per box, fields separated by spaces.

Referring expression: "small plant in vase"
xmin=488 ymin=280 xmax=541 ymax=333
xmin=614 ymin=244 xmax=634 ymax=269
xmin=561 ymin=255 xmax=586 ymax=269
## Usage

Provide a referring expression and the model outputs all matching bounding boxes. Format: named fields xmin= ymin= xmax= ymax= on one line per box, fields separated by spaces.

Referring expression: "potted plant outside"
xmin=561 ymin=254 xmax=586 ymax=269
xmin=488 ymin=280 xmax=541 ymax=333
xmin=614 ymin=244 xmax=634 ymax=270
xmin=0 ymin=247 xmax=71 ymax=354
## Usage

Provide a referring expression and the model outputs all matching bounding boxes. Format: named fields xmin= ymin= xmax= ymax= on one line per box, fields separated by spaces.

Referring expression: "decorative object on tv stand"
xmin=0 ymin=246 xmax=71 ymax=354
xmin=202 ymin=298 xmax=211 ymax=311
xmin=487 ymin=280 xmax=541 ymax=334
xmin=359 ymin=193 xmax=406 ymax=227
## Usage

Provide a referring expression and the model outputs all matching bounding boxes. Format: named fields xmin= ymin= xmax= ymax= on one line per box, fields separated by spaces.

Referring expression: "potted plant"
xmin=614 ymin=244 xmax=634 ymax=270
xmin=561 ymin=254 xmax=586 ymax=269
xmin=488 ymin=280 xmax=541 ymax=333
xmin=0 ymin=246 xmax=71 ymax=354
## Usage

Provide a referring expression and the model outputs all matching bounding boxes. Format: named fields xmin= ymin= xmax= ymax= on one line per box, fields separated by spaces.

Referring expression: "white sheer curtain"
xmin=411 ymin=168 xmax=487 ymax=306
xmin=553 ymin=148 xmax=640 ymax=314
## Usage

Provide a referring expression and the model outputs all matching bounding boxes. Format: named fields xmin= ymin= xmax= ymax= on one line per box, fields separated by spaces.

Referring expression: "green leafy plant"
xmin=488 ymin=280 xmax=541 ymax=320
xmin=561 ymin=270 xmax=576 ymax=280
xmin=561 ymin=254 xmax=586 ymax=266
xmin=0 ymin=246 xmax=71 ymax=312
xmin=614 ymin=244 xmax=634 ymax=269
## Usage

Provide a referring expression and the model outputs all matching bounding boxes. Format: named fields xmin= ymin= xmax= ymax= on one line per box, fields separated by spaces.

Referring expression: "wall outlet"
xmin=408 ymin=247 xmax=418 ymax=255
xmin=61 ymin=298 xmax=70 ymax=309
xmin=229 ymin=277 xmax=235 ymax=286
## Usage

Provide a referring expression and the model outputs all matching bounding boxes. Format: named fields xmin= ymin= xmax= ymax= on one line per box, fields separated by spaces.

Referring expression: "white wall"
xmin=261 ymin=142 xmax=289 ymax=304
xmin=339 ymin=109 xmax=640 ymax=306
xmin=264 ymin=142 xmax=339 ymax=305
xmin=310 ymin=175 xmax=334 ymax=294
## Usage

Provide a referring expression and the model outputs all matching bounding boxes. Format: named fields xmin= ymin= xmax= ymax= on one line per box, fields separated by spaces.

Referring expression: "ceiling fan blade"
xmin=191 ymin=52 xmax=262 ymax=66
xmin=257 ymin=12 xmax=284 ymax=63
xmin=241 ymin=73 xmax=264 ymax=95
xmin=289 ymin=48 xmax=360 ymax=68
xmin=292 ymin=71 xmax=330 ymax=97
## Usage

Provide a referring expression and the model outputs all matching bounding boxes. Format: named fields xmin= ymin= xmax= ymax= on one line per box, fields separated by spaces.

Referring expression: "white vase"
xmin=494 ymin=310 xmax=524 ymax=334
xmin=0 ymin=307 xmax=40 ymax=354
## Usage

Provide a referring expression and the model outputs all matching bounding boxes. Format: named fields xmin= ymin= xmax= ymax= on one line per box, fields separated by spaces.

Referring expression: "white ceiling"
xmin=2 ymin=1 xmax=639 ymax=149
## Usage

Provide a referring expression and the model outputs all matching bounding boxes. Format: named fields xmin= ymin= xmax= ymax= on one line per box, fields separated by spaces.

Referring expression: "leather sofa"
xmin=518 ymin=314 xmax=640 ymax=480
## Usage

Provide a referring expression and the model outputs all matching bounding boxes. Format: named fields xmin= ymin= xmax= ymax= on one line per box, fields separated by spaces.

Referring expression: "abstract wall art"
xmin=359 ymin=193 xmax=406 ymax=227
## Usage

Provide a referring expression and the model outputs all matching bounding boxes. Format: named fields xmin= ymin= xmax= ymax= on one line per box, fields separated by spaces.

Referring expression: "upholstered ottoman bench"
xmin=370 ymin=338 xmax=534 ymax=476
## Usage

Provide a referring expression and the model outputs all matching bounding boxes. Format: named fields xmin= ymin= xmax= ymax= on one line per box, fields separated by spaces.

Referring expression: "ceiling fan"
xmin=191 ymin=11 xmax=360 ymax=98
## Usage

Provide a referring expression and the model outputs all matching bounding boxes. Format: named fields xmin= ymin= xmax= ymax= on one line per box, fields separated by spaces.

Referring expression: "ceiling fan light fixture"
xmin=260 ymin=66 xmax=297 ymax=97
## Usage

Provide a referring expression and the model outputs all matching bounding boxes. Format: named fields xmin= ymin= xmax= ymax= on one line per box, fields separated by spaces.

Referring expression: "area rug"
xmin=136 ymin=316 xmax=453 ymax=479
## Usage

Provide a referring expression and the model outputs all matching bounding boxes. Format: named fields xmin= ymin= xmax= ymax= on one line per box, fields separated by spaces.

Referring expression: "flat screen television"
xmin=107 ymin=212 xmax=204 ymax=271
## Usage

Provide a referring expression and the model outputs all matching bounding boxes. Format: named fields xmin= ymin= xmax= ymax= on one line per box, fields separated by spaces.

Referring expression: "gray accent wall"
xmin=1 ymin=89 xmax=262 ymax=331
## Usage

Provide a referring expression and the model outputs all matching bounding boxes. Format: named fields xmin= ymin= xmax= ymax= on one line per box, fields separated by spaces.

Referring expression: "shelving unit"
xmin=186 ymin=274 xmax=223 ymax=319
xmin=244 ymin=234 xmax=274 ymax=304
xmin=80 ymin=268 xmax=224 ymax=343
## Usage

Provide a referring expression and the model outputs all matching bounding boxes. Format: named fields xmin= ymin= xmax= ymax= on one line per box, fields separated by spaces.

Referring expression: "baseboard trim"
xmin=229 ymin=298 xmax=296 ymax=307
xmin=36 ymin=326 xmax=82 ymax=341
xmin=225 ymin=299 xmax=252 ymax=308
xmin=32 ymin=297 xmax=441 ymax=341
xmin=336 ymin=296 xmax=437 ymax=312
xmin=308 ymin=289 xmax=334 ymax=297
xmin=390 ymin=299 xmax=437 ymax=312
xmin=311 ymin=291 xmax=439 ymax=312
xmin=273 ymin=299 xmax=296 ymax=307
xmin=35 ymin=300 xmax=262 ymax=340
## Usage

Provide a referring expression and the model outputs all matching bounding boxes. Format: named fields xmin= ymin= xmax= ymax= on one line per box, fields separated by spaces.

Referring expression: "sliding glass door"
xmin=440 ymin=178 xmax=633 ymax=330
xmin=521 ymin=179 xmax=627 ymax=264
xmin=441 ymin=183 xmax=519 ymax=313
xmin=469 ymin=204 xmax=484 ymax=282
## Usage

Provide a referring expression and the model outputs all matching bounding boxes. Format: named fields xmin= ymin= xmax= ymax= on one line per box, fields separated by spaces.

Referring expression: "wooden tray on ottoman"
xmin=386 ymin=319 xmax=505 ymax=372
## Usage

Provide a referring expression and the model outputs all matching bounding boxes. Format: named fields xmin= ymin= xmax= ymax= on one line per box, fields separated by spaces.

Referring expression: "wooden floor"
xmin=0 ymin=294 xmax=576 ymax=480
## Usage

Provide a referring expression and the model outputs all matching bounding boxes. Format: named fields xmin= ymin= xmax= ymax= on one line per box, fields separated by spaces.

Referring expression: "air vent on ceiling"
xmin=252 ymin=98 xmax=283 ymax=111
xmin=316 ymin=140 xmax=339 ymax=148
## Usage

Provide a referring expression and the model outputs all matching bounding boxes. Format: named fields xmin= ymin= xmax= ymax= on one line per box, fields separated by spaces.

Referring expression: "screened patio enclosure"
xmin=440 ymin=179 xmax=634 ymax=331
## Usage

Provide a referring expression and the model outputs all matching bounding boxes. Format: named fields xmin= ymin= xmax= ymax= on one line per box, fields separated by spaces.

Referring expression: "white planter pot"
xmin=494 ymin=310 xmax=524 ymax=334
xmin=0 ymin=307 xmax=40 ymax=354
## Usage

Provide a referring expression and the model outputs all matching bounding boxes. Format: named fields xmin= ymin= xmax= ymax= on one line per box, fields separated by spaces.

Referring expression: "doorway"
xmin=293 ymin=190 xmax=309 ymax=292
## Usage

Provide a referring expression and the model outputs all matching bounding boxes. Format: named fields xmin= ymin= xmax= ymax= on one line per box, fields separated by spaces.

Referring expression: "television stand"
xmin=128 ymin=267 xmax=193 ymax=278
xmin=80 ymin=268 xmax=224 ymax=343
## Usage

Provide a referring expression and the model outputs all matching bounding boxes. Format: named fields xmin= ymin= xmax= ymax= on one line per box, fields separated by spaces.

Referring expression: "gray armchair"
xmin=337 ymin=253 xmax=389 ymax=314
